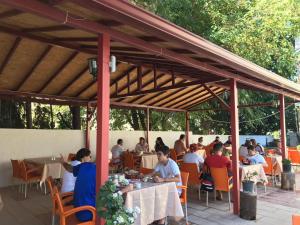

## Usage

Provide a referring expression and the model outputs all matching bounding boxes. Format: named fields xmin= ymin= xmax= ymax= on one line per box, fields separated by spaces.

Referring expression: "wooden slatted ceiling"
xmin=0 ymin=3 xmax=228 ymax=109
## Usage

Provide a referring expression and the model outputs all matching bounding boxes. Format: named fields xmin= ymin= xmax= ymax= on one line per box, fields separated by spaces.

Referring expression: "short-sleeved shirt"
xmin=255 ymin=145 xmax=264 ymax=155
xmin=239 ymin=146 xmax=248 ymax=158
xmin=174 ymin=140 xmax=186 ymax=155
xmin=183 ymin=152 xmax=204 ymax=172
xmin=73 ymin=162 xmax=96 ymax=222
xmin=248 ymin=154 xmax=266 ymax=165
xmin=111 ymin=144 xmax=124 ymax=162
xmin=135 ymin=143 xmax=149 ymax=153
xmin=205 ymin=154 xmax=232 ymax=172
xmin=61 ymin=160 xmax=81 ymax=193
xmin=154 ymin=159 xmax=182 ymax=195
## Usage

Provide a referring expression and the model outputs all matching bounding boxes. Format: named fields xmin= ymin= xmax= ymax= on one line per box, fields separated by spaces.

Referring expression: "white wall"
xmin=0 ymin=129 xmax=85 ymax=187
xmin=0 ymin=129 xmax=273 ymax=187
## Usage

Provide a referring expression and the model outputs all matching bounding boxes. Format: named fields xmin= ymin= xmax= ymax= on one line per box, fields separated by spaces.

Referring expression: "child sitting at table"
xmin=247 ymin=145 xmax=267 ymax=166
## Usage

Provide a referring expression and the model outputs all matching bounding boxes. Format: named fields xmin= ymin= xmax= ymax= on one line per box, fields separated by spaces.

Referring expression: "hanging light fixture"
xmin=88 ymin=58 xmax=98 ymax=79
xmin=88 ymin=55 xmax=117 ymax=79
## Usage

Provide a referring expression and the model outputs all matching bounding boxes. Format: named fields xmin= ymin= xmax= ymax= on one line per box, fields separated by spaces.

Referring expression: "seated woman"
xmin=183 ymin=143 xmax=204 ymax=172
xmin=154 ymin=137 xmax=166 ymax=152
xmin=135 ymin=137 xmax=149 ymax=153
xmin=247 ymin=145 xmax=267 ymax=166
xmin=61 ymin=151 xmax=82 ymax=193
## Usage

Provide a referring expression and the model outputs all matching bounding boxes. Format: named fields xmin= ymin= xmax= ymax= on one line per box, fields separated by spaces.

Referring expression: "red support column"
xmin=96 ymin=34 xmax=110 ymax=225
xmin=85 ymin=103 xmax=91 ymax=149
xmin=146 ymin=107 xmax=150 ymax=149
xmin=279 ymin=94 xmax=287 ymax=159
xmin=230 ymin=79 xmax=240 ymax=215
xmin=185 ymin=111 xmax=190 ymax=148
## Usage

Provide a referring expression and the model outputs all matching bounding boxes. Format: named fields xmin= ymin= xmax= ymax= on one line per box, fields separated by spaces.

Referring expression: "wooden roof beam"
xmin=0 ymin=36 xmax=21 ymax=75
xmin=37 ymin=51 xmax=78 ymax=93
xmin=111 ymin=79 xmax=204 ymax=98
xmin=154 ymin=85 xmax=202 ymax=107
xmin=16 ymin=45 xmax=52 ymax=90
xmin=181 ymin=89 xmax=224 ymax=109
xmin=56 ymin=66 xmax=88 ymax=95
xmin=0 ymin=26 xmax=96 ymax=55
xmin=0 ymin=9 xmax=22 ymax=19
xmin=133 ymin=78 xmax=186 ymax=105
xmin=203 ymin=84 xmax=230 ymax=110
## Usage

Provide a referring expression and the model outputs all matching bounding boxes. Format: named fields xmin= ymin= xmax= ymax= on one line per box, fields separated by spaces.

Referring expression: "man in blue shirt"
xmin=61 ymin=148 xmax=95 ymax=222
xmin=247 ymin=145 xmax=267 ymax=166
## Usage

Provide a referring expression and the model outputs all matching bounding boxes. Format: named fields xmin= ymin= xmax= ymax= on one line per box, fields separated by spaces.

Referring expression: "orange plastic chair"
xmin=288 ymin=147 xmax=297 ymax=151
xmin=267 ymin=149 xmax=275 ymax=155
xmin=11 ymin=159 xmax=23 ymax=191
xmin=170 ymin=149 xmax=183 ymax=164
xmin=264 ymin=156 xmax=276 ymax=185
xmin=180 ymin=163 xmax=201 ymax=199
xmin=210 ymin=167 xmax=233 ymax=210
xmin=176 ymin=172 xmax=189 ymax=225
xmin=19 ymin=160 xmax=42 ymax=198
xmin=123 ymin=152 xmax=135 ymax=169
xmin=239 ymin=156 xmax=245 ymax=162
xmin=139 ymin=167 xmax=153 ymax=175
xmin=204 ymin=145 xmax=212 ymax=157
xmin=289 ymin=150 xmax=300 ymax=165
xmin=47 ymin=177 xmax=73 ymax=225
xmin=293 ymin=215 xmax=300 ymax=225
xmin=54 ymin=191 xmax=96 ymax=225
xmin=67 ymin=153 xmax=76 ymax=161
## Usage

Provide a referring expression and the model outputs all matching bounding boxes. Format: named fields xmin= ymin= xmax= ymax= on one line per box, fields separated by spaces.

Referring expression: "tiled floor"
xmin=1 ymin=180 xmax=300 ymax=225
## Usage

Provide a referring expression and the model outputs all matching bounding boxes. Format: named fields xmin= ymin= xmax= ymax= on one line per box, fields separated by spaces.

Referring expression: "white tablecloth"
xmin=25 ymin=157 xmax=64 ymax=185
xmin=240 ymin=164 xmax=268 ymax=184
xmin=140 ymin=154 xmax=158 ymax=169
xmin=270 ymin=155 xmax=282 ymax=175
xmin=125 ymin=182 xmax=184 ymax=225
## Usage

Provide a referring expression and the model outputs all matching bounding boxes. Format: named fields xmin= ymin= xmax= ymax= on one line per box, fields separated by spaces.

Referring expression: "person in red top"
xmin=204 ymin=143 xmax=232 ymax=200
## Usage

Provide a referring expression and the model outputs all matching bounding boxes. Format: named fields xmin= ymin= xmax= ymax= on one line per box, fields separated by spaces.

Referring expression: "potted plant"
xmin=282 ymin=159 xmax=292 ymax=173
xmin=96 ymin=180 xmax=140 ymax=225
xmin=242 ymin=171 xmax=258 ymax=193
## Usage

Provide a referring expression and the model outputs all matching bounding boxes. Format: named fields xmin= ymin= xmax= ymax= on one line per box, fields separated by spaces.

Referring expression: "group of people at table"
xmin=56 ymin=135 xmax=272 ymax=224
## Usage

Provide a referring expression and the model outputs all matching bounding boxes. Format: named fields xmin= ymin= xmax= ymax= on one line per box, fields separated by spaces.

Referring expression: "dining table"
xmin=125 ymin=181 xmax=184 ymax=225
xmin=24 ymin=156 xmax=64 ymax=190
xmin=239 ymin=163 xmax=268 ymax=184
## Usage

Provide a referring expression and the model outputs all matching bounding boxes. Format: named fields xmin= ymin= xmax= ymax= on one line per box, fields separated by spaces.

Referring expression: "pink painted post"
xmin=279 ymin=94 xmax=287 ymax=159
xmin=85 ymin=104 xmax=91 ymax=149
xmin=230 ymin=79 xmax=240 ymax=215
xmin=95 ymin=34 xmax=110 ymax=225
xmin=185 ymin=111 xmax=190 ymax=148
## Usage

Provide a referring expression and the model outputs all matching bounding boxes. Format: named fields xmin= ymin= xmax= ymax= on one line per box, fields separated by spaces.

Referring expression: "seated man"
xmin=224 ymin=136 xmax=232 ymax=145
xmin=174 ymin=134 xmax=187 ymax=155
xmin=150 ymin=145 xmax=182 ymax=225
xmin=183 ymin=143 xmax=204 ymax=172
xmin=239 ymin=140 xmax=251 ymax=158
xmin=204 ymin=143 xmax=232 ymax=200
xmin=61 ymin=151 xmax=82 ymax=193
xmin=197 ymin=137 xmax=204 ymax=149
xmin=111 ymin=139 xmax=124 ymax=163
xmin=247 ymin=145 xmax=267 ymax=166
xmin=135 ymin=137 xmax=149 ymax=153
xmin=60 ymin=148 xmax=95 ymax=222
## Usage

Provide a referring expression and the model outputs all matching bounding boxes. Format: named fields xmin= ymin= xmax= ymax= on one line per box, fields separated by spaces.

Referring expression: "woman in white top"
xmin=61 ymin=152 xmax=82 ymax=193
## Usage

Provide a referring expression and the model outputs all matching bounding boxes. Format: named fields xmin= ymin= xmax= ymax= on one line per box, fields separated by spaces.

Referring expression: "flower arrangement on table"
xmin=97 ymin=179 xmax=140 ymax=225
xmin=243 ymin=171 xmax=258 ymax=182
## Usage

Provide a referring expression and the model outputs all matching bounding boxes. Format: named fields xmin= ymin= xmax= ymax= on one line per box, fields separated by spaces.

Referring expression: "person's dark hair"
xmin=190 ymin=144 xmax=197 ymax=152
xmin=198 ymin=137 xmax=203 ymax=142
xmin=213 ymin=143 xmax=223 ymax=153
xmin=216 ymin=136 xmax=220 ymax=139
xmin=158 ymin=145 xmax=170 ymax=156
xmin=250 ymin=139 xmax=257 ymax=145
xmin=155 ymin=137 xmax=165 ymax=152
xmin=139 ymin=137 xmax=145 ymax=141
xmin=117 ymin=139 xmax=123 ymax=145
xmin=180 ymin=134 xmax=185 ymax=140
xmin=247 ymin=145 xmax=255 ymax=151
xmin=76 ymin=148 xmax=91 ymax=161
xmin=245 ymin=140 xmax=251 ymax=148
